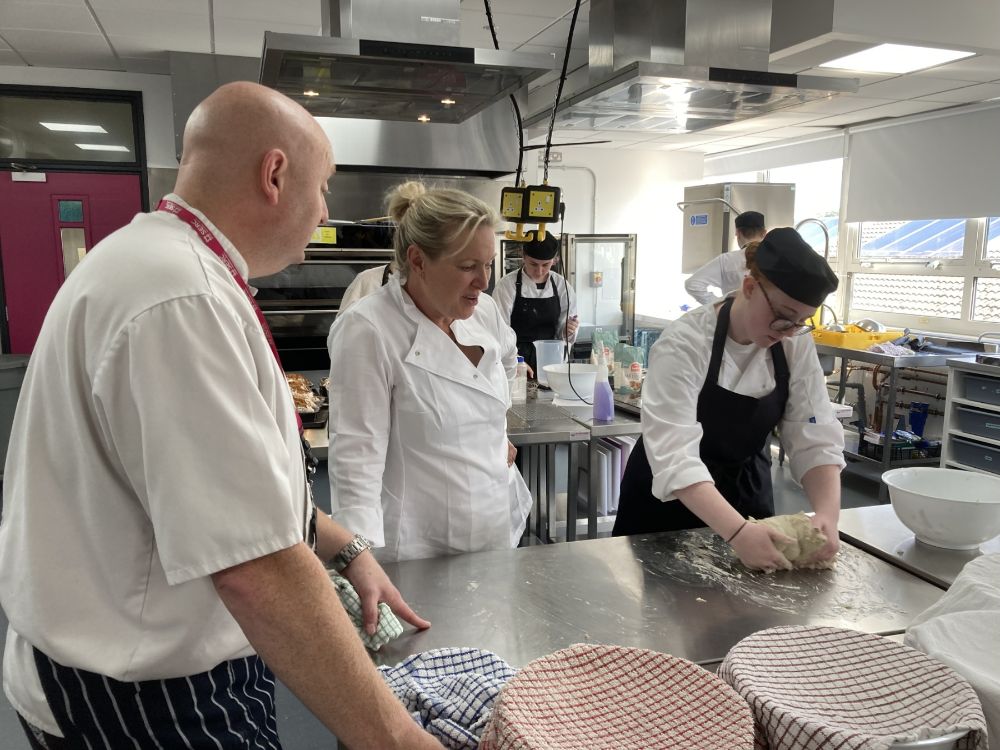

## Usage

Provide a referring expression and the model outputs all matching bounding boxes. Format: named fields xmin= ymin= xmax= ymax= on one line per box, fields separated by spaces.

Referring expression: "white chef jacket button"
xmin=474 ymin=374 xmax=479 ymax=379
xmin=415 ymin=351 xmax=420 ymax=356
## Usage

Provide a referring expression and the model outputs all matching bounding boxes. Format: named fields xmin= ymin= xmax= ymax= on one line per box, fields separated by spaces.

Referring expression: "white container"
xmin=882 ymin=467 xmax=1000 ymax=550
xmin=511 ymin=356 xmax=528 ymax=404
xmin=533 ymin=340 xmax=565 ymax=386
xmin=543 ymin=363 xmax=598 ymax=402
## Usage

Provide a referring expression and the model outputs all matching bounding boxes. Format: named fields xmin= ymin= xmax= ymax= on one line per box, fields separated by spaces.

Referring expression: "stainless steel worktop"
xmin=815 ymin=344 xmax=976 ymax=369
xmin=374 ymin=528 xmax=942 ymax=669
xmin=839 ymin=504 xmax=1000 ymax=589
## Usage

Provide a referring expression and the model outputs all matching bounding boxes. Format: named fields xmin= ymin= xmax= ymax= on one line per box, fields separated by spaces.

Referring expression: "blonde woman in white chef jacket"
xmin=327 ymin=181 xmax=532 ymax=562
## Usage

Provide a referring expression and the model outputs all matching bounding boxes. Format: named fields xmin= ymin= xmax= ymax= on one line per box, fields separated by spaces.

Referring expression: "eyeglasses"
xmin=758 ymin=282 xmax=815 ymax=336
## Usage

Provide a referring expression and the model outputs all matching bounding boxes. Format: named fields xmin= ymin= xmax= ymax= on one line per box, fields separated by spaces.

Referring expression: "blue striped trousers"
xmin=23 ymin=649 xmax=283 ymax=749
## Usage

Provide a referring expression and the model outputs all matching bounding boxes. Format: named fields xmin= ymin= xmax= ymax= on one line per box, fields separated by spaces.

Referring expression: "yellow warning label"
xmin=311 ymin=227 xmax=338 ymax=244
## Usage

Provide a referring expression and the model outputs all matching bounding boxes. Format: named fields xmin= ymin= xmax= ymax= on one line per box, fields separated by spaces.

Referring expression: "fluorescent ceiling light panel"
xmin=41 ymin=122 xmax=107 ymax=133
xmin=75 ymin=144 xmax=129 ymax=152
xmin=819 ymin=44 xmax=974 ymax=74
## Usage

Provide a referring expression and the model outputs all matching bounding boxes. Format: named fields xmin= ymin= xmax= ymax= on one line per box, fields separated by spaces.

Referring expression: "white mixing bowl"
xmin=543 ymin=363 xmax=598 ymax=401
xmin=882 ymin=467 xmax=1000 ymax=550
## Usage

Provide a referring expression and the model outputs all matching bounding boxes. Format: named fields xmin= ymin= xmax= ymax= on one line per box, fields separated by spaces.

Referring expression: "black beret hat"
xmin=522 ymin=230 xmax=560 ymax=261
xmin=756 ymin=227 xmax=839 ymax=307
xmin=735 ymin=211 xmax=765 ymax=231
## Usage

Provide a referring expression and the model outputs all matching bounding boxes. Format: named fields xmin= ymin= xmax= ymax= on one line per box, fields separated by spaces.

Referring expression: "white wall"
xmin=526 ymin=148 xmax=705 ymax=321
xmin=0 ymin=66 xmax=178 ymax=169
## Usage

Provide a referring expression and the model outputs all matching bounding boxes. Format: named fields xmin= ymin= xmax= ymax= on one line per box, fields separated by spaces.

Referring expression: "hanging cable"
xmin=543 ymin=0 xmax=584 ymax=183
xmin=483 ymin=0 xmax=526 ymax=186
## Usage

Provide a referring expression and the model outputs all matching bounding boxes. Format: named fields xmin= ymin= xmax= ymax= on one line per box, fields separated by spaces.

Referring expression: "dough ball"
xmin=752 ymin=512 xmax=833 ymax=569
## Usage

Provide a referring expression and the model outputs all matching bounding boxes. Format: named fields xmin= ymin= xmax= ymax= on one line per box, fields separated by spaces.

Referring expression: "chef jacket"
xmin=684 ymin=248 xmax=748 ymax=305
xmin=327 ymin=278 xmax=531 ymax=562
xmin=492 ymin=268 xmax=578 ymax=342
xmin=0 ymin=195 xmax=309 ymax=734
xmin=643 ymin=301 xmax=845 ymax=502
xmin=340 ymin=263 xmax=393 ymax=312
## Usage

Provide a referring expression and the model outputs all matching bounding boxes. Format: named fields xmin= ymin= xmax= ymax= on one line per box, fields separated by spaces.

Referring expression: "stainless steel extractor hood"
xmin=524 ymin=0 xmax=858 ymax=135
xmin=259 ymin=0 xmax=557 ymax=125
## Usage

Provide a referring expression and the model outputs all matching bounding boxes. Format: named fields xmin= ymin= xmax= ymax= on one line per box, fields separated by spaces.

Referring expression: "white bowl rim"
xmin=543 ymin=363 xmax=598 ymax=373
xmin=882 ymin=467 xmax=1000 ymax=505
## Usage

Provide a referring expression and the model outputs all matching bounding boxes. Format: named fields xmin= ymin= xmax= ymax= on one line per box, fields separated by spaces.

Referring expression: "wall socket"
xmin=538 ymin=150 xmax=562 ymax=165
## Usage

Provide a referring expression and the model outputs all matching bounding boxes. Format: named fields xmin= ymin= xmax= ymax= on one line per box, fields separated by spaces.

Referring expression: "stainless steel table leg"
xmin=566 ymin=444 xmax=578 ymax=542
xmin=836 ymin=355 xmax=848 ymax=402
xmin=545 ymin=444 xmax=556 ymax=543
xmin=588 ymin=437 xmax=599 ymax=539
xmin=880 ymin=367 xmax=900 ymax=503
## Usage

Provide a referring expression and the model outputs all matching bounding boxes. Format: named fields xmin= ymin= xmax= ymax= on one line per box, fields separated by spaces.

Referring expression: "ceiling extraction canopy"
xmin=523 ymin=62 xmax=858 ymax=134
xmin=260 ymin=33 xmax=557 ymax=124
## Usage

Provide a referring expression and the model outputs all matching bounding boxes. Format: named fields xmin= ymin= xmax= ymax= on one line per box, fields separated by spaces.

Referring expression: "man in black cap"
xmin=492 ymin=230 xmax=578 ymax=375
xmin=614 ymin=226 xmax=845 ymax=575
xmin=685 ymin=210 xmax=767 ymax=305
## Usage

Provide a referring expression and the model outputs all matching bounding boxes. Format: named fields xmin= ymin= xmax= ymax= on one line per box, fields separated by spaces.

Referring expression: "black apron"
xmin=381 ymin=264 xmax=392 ymax=286
xmin=612 ymin=297 xmax=790 ymax=536
xmin=509 ymin=269 xmax=561 ymax=374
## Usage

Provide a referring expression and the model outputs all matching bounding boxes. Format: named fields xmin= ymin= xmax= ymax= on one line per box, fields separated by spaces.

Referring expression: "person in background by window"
xmin=614 ymin=228 xmax=844 ymax=574
xmin=327 ymin=181 xmax=531 ymax=563
xmin=0 ymin=82 xmax=442 ymax=750
xmin=685 ymin=210 xmax=767 ymax=305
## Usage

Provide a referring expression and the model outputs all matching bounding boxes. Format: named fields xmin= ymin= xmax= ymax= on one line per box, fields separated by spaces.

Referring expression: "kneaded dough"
xmin=751 ymin=512 xmax=833 ymax=569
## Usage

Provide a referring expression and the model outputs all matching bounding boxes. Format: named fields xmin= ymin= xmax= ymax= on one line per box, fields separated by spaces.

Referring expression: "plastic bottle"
xmin=512 ymin=356 xmax=528 ymax=404
xmin=592 ymin=349 xmax=615 ymax=421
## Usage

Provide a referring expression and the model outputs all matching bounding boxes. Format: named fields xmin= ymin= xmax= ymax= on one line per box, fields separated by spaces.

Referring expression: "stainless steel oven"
xmin=251 ymin=223 xmax=395 ymax=370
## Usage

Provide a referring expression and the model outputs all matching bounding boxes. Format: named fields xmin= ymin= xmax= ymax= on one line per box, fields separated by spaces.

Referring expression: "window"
xmin=858 ymin=219 xmax=966 ymax=261
xmin=986 ymin=217 xmax=1000 ymax=262
xmin=842 ymin=217 xmax=1000 ymax=335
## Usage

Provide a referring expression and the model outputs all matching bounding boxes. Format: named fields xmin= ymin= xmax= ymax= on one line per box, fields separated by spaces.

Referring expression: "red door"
xmin=0 ymin=171 xmax=142 ymax=353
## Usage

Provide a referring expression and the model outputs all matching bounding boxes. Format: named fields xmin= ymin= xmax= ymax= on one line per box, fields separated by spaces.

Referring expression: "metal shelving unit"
xmin=942 ymin=358 xmax=1000 ymax=476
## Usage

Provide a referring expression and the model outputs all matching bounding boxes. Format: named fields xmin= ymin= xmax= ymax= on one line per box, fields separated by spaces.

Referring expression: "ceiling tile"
xmin=806 ymin=100 xmax=950 ymax=127
xmin=89 ymin=0 xmax=207 ymax=12
xmin=0 ymin=2 xmax=98 ymax=33
xmin=2 ymin=28 xmax=111 ymax=57
xmin=779 ymin=94 xmax=893 ymax=116
xmin=858 ymin=76 xmax=973 ymax=100
xmin=916 ymin=81 xmax=1000 ymax=104
xmin=913 ymin=54 xmax=1000 ymax=83
xmin=0 ymin=49 xmax=26 ymax=65
xmin=213 ymin=0 xmax=319 ymax=26
xmin=98 ymin=10 xmax=207 ymax=40
xmin=214 ymin=19 xmax=320 ymax=58
xmin=750 ymin=125 xmax=836 ymax=138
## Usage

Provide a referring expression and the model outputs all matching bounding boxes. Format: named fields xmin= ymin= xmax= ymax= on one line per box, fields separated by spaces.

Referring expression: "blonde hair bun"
xmin=386 ymin=181 xmax=428 ymax=224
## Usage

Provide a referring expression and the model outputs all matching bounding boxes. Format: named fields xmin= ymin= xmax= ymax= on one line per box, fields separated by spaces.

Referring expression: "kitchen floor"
xmin=0 ymin=458 xmax=881 ymax=749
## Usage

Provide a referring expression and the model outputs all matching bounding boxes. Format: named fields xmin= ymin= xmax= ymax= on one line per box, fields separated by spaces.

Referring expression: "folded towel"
xmin=328 ymin=572 xmax=404 ymax=651
xmin=379 ymin=648 xmax=516 ymax=749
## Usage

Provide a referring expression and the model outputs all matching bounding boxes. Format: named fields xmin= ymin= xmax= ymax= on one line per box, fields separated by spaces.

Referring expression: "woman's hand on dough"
xmin=730 ymin=523 xmax=793 ymax=573
xmin=805 ymin=513 xmax=840 ymax=563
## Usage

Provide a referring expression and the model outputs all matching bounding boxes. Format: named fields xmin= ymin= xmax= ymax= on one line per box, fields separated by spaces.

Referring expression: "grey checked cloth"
xmin=327 ymin=572 xmax=404 ymax=651
xmin=379 ymin=648 xmax=517 ymax=749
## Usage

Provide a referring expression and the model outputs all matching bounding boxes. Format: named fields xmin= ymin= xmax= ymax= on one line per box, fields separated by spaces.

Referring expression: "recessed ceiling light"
xmin=819 ymin=43 xmax=974 ymax=75
xmin=417 ymin=115 xmax=431 ymax=123
xmin=303 ymin=90 xmax=319 ymax=97
xmin=441 ymin=98 xmax=456 ymax=106
xmin=41 ymin=122 xmax=107 ymax=133
xmin=75 ymin=144 xmax=130 ymax=152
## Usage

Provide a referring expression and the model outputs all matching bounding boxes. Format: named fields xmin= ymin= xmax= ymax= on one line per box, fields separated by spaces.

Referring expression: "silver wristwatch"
xmin=332 ymin=534 xmax=372 ymax=572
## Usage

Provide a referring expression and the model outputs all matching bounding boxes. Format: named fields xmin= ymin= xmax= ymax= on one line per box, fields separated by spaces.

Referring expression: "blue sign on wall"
xmin=690 ymin=213 xmax=709 ymax=226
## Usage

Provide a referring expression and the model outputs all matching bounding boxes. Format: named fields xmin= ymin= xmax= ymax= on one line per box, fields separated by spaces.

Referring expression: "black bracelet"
xmin=726 ymin=520 xmax=748 ymax=544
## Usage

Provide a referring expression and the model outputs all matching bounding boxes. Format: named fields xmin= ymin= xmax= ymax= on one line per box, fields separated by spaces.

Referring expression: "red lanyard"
xmin=157 ymin=199 xmax=303 ymax=433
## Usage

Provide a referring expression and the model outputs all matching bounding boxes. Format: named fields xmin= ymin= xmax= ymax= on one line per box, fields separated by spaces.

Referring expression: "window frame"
xmin=839 ymin=217 xmax=1000 ymax=337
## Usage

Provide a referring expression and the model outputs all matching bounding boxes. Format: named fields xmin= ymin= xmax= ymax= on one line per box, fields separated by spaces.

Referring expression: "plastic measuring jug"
xmin=533 ymin=340 xmax=565 ymax=386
